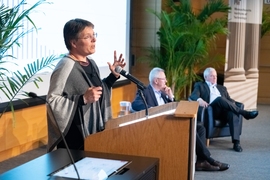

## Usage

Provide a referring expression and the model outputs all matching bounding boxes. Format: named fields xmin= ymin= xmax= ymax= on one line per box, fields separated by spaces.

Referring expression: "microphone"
xmin=27 ymin=92 xmax=80 ymax=179
xmin=115 ymin=66 xmax=146 ymax=90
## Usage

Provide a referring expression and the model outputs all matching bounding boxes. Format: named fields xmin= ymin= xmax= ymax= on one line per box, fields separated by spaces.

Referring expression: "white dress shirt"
xmin=206 ymin=81 xmax=221 ymax=104
xmin=151 ymin=86 xmax=165 ymax=105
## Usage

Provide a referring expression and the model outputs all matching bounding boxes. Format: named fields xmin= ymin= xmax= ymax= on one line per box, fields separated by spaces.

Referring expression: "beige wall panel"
xmin=132 ymin=28 xmax=159 ymax=47
xmin=258 ymin=67 xmax=270 ymax=104
xmin=260 ymin=35 xmax=270 ymax=49
xmin=130 ymin=46 xmax=152 ymax=84
xmin=258 ymin=32 xmax=270 ymax=104
xmin=132 ymin=2 xmax=161 ymax=29
xmin=259 ymin=49 xmax=270 ymax=65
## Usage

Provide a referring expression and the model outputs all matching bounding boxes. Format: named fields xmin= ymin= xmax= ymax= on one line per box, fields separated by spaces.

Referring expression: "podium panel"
xmin=85 ymin=101 xmax=198 ymax=180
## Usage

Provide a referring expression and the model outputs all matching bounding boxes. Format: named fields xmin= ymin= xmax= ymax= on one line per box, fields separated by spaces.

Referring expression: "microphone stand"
xmin=29 ymin=94 xmax=81 ymax=179
xmin=138 ymin=87 xmax=149 ymax=118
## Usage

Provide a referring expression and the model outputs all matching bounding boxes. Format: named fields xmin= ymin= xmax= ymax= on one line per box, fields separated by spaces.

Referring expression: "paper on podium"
xmin=51 ymin=157 xmax=131 ymax=180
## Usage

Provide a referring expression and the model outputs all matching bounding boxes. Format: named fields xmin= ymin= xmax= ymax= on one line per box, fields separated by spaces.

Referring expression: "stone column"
xmin=225 ymin=0 xmax=247 ymax=81
xmin=244 ymin=1 xmax=262 ymax=79
xmin=224 ymin=0 xmax=263 ymax=110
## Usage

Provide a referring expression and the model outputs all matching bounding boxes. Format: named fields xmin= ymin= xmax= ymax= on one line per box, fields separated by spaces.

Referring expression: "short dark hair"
xmin=63 ymin=18 xmax=94 ymax=50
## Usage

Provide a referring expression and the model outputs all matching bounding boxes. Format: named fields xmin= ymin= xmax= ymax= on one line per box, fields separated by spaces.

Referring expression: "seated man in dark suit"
xmin=132 ymin=67 xmax=229 ymax=171
xmin=131 ymin=68 xmax=174 ymax=111
xmin=189 ymin=67 xmax=259 ymax=152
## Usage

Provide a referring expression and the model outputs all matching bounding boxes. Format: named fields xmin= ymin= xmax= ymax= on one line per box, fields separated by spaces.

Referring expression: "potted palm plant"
xmin=0 ymin=0 xmax=63 ymax=161
xmin=0 ymin=0 xmax=61 ymax=123
xmin=144 ymin=0 xmax=230 ymax=100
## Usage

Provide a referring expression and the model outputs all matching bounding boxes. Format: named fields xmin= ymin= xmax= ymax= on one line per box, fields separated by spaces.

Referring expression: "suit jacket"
xmin=189 ymin=82 xmax=242 ymax=142
xmin=131 ymin=85 xmax=173 ymax=111
xmin=189 ymin=81 xmax=235 ymax=103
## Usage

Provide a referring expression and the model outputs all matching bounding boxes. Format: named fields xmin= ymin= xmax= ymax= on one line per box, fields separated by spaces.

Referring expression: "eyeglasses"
xmin=78 ymin=32 xmax=98 ymax=41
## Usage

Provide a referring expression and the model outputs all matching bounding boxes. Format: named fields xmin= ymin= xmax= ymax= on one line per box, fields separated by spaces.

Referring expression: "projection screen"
xmin=0 ymin=0 xmax=131 ymax=104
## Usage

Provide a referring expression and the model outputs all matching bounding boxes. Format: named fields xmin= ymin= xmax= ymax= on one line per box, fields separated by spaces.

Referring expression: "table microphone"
xmin=27 ymin=92 xmax=81 ymax=179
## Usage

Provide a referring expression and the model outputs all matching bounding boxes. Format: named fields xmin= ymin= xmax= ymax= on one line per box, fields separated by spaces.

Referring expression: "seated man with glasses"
xmin=131 ymin=67 xmax=229 ymax=171
xmin=131 ymin=67 xmax=174 ymax=111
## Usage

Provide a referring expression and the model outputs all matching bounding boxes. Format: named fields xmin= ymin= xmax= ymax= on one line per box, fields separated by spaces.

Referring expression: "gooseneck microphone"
xmin=28 ymin=92 xmax=80 ymax=179
xmin=115 ymin=67 xmax=149 ymax=117
xmin=115 ymin=66 xmax=146 ymax=90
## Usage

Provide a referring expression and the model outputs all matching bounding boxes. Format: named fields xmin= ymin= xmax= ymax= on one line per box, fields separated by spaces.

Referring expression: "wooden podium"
xmin=85 ymin=101 xmax=199 ymax=180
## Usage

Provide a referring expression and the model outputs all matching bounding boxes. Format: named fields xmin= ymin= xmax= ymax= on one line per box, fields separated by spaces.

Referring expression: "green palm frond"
xmin=197 ymin=0 xmax=231 ymax=22
xmin=0 ymin=54 xmax=62 ymax=118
